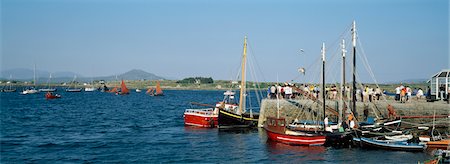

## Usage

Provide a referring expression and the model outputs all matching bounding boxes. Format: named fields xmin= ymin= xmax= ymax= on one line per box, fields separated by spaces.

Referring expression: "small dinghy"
xmin=45 ymin=92 xmax=61 ymax=99
xmin=360 ymin=137 xmax=424 ymax=151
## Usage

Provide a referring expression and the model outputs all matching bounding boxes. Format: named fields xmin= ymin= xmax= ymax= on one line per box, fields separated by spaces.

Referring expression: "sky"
xmin=1 ymin=0 xmax=448 ymax=83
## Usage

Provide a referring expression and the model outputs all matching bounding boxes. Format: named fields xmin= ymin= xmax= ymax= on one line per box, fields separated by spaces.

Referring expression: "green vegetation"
xmin=176 ymin=77 xmax=214 ymax=84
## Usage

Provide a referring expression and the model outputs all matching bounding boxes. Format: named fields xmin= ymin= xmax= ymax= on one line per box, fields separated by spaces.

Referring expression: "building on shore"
xmin=428 ymin=69 xmax=449 ymax=101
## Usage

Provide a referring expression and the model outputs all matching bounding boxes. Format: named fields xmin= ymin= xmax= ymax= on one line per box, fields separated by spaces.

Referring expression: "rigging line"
xmin=247 ymin=55 xmax=263 ymax=108
xmin=247 ymin=40 xmax=267 ymax=82
xmin=356 ymin=39 xmax=389 ymax=103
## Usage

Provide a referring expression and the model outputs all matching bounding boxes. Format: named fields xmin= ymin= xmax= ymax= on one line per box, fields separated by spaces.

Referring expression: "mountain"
xmin=384 ymin=78 xmax=428 ymax=84
xmin=96 ymin=69 xmax=165 ymax=81
xmin=0 ymin=68 xmax=82 ymax=80
xmin=1 ymin=68 xmax=164 ymax=82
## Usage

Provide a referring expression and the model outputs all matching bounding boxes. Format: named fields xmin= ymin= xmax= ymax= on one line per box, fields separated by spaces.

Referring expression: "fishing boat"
xmin=146 ymin=81 xmax=163 ymax=96
xmin=217 ymin=36 xmax=259 ymax=129
xmin=265 ymin=117 xmax=327 ymax=146
xmin=117 ymin=80 xmax=129 ymax=95
xmin=184 ymin=108 xmax=218 ymax=128
xmin=45 ymin=92 xmax=61 ymax=99
xmin=65 ymin=75 xmax=83 ymax=92
xmin=264 ymin=43 xmax=328 ymax=146
xmin=359 ymin=137 xmax=424 ymax=151
xmin=39 ymin=73 xmax=57 ymax=92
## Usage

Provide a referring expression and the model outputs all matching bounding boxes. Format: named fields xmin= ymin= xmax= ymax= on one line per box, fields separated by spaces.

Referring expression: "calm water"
xmin=1 ymin=90 xmax=431 ymax=163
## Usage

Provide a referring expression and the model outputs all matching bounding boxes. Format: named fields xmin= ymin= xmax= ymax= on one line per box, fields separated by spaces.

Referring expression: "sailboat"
xmin=84 ymin=78 xmax=96 ymax=92
xmin=217 ymin=36 xmax=259 ymax=129
xmin=39 ymin=73 xmax=57 ymax=92
xmin=264 ymin=43 xmax=328 ymax=146
xmin=2 ymin=75 xmax=17 ymax=92
xmin=21 ymin=64 xmax=39 ymax=94
xmin=117 ymin=80 xmax=129 ymax=95
xmin=146 ymin=81 xmax=163 ymax=96
xmin=65 ymin=75 xmax=83 ymax=92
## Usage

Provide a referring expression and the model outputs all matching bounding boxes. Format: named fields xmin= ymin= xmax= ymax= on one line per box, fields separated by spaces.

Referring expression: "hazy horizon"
xmin=1 ymin=0 xmax=449 ymax=83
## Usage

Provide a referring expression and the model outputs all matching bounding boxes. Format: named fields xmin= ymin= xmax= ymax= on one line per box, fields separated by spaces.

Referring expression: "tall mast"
xmin=238 ymin=36 xmax=247 ymax=115
xmin=321 ymin=42 xmax=326 ymax=129
xmin=339 ymin=39 xmax=346 ymax=125
xmin=33 ymin=64 xmax=36 ymax=87
xmin=352 ymin=20 xmax=357 ymax=118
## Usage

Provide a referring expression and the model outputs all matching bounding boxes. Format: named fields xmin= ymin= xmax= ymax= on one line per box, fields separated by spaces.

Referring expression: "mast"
xmin=238 ymin=36 xmax=247 ymax=115
xmin=321 ymin=42 xmax=326 ymax=129
xmin=352 ymin=20 xmax=357 ymax=118
xmin=33 ymin=64 xmax=36 ymax=87
xmin=339 ymin=39 xmax=346 ymax=125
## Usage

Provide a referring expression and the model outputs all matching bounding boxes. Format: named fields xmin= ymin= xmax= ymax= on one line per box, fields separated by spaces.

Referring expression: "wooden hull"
xmin=184 ymin=109 xmax=218 ymax=128
xmin=218 ymin=109 xmax=258 ymax=129
xmin=426 ymin=139 xmax=450 ymax=150
xmin=360 ymin=137 xmax=424 ymax=151
xmin=45 ymin=94 xmax=61 ymax=99
xmin=265 ymin=128 xmax=326 ymax=146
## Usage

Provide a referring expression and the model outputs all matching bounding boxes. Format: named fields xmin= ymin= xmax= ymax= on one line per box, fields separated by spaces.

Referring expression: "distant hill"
xmin=384 ymin=78 xmax=428 ymax=84
xmin=0 ymin=68 xmax=82 ymax=80
xmin=0 ymin=68 xmax=164 ymax=83
xmin=96 ymin=69 xmax=165 ymax=81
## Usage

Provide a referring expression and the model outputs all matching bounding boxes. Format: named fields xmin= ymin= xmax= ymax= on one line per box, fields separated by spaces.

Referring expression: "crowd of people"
xmin=267 ymin=82 xmax=389 ymax=103
xmin=394 ymin=84 xmax=425 ymax=103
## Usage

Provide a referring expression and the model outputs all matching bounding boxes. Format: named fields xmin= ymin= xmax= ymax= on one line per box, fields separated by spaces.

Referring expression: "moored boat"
xmin=184 ymin=108 xmax=218 ymax=128
xmin=265 ymin=117 xmax=326 ymax=146
xmin=217 ymin=36 xmax=259 ymax=129
xmin=359 ymin=137 xmax=424 ymax=151
xmin=65 ymin=75 xmax=83 ymax=92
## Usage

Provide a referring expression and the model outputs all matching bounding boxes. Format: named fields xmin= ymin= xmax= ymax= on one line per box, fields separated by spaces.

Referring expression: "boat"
xmin=21 ymin=87 xmax=38 ymax=94
xmin=117 ymin=80 xmax=129 ymax=95
xmin=39 ymin=73 xmax=57 ymax=92
xmin=264 ymin=43 xmax=328 ymax=146
xmin=184 ymin=108 xmax=218 ymax=128
xmin=146 ymin=81 xmax=163 ymax=96
xmin=135 ymin=89 xmax=142 ymax=93
xmin=84 ymin=87 xmax=96 ymax=92
xmin=217 ymin=36 xmax=259 ymax=129
xmin=425 ymin=139 xmax=450 ymax=150
xmin=45 ymin=92 xmax=61 ymax=99
xmin=359 ymin=137 xmax=424 ymax=151
xmin=384 ymin=134 xmax=413 ymax=142
xmin=65 ymin=75 xmax=83 ymax=92
xmin=2 ymin=75 xmax=17 ymax=92
xmin=265 ymin=117 xmax=327 ymax=146
xmin=21 ymin=64 xmax=39 ymax=94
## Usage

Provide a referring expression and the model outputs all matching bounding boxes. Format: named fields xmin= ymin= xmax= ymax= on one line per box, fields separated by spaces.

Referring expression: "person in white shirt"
xmin=395 ymin=86 xmax=401 ymax=101
xmin=284 ymin=86 xmax=292 ymax=99
xmin=416 ymin=88 xmax=424 ymax=100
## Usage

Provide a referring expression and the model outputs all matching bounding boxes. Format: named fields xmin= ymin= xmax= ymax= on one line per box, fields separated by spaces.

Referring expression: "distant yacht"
xmin=2 ymin=75 xmax=17 ymax=92
xmin=21 ymin=64 xmax=39 ymax=95
xmin=65 ymin=75 xmax=83 ymax=92
xmin=39 ymin=73 xmax=57 ymax=92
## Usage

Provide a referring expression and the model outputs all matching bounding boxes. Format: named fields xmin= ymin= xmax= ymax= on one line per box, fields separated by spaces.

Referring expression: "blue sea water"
xmin=1 ymin=90 xmax=431 ymax=163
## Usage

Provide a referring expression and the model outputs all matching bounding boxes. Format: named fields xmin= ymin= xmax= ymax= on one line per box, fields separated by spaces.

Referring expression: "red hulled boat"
xmin=264 ymin=117 xmax=326 ymax=146
xmin=45 ymin=92 xmax=61 ymax=99
xmin=184 ymin=108 xmax=218 ymax=128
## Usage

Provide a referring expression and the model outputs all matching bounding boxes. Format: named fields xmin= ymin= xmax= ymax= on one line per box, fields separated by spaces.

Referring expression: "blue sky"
xmin=1 ymin=0 xmax=448 ymax=83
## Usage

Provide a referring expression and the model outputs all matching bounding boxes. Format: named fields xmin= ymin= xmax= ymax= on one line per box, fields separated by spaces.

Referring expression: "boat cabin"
xmin=265 ymin=117 xmax=286 ymax=134
xmin=428 ymin=69 xmax=449 ymax=101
